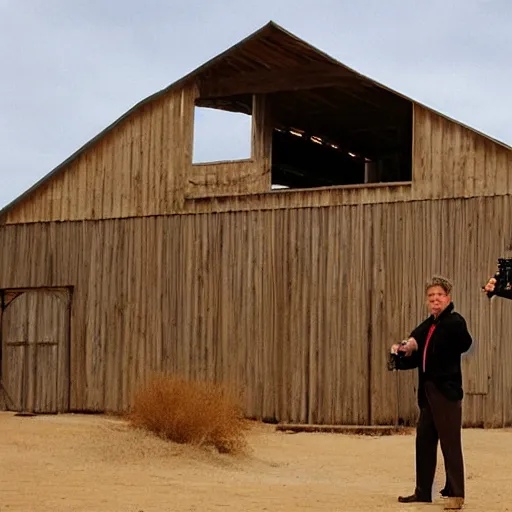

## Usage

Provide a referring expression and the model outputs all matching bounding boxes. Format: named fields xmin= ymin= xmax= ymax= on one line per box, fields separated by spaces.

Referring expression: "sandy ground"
xmin=1 ymin=412 xmax=511 ymax=512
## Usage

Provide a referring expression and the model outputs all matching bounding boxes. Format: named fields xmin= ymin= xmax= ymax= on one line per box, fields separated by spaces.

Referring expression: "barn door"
xmin=1 ymin=288 xmax=71 ymax=413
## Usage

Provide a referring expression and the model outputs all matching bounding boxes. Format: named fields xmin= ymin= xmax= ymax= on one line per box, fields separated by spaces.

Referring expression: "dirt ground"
xmin=1 ymin=412 xmax=511 ymax=512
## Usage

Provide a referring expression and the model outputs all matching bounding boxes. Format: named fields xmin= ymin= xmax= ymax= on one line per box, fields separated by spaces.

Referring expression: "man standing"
xmin=391 ymin=276 xmax=473 ymax=510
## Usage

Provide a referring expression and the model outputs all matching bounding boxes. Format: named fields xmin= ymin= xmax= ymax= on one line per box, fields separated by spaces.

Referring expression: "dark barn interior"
xmin=197 ymin=78 xmax=413 ymax=190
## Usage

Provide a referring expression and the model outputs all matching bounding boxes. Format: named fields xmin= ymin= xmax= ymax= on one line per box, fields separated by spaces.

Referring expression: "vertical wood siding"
xmin=1 ymin=196 xmax=512 ymax=426
xmin=185 ymin=160 xmax=269 ymax=198
xmin=2 ymin=89 xmax=510 ymax=227
xmin=1 ymin=86 xmax=196 ymax=225
xmin=412 ymin=105 xmax=512 ymax=200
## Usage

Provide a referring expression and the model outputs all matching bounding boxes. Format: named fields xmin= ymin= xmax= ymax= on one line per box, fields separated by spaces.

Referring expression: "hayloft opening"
xmin=196 ymin=66 xmax=413 ymax=192
xmin=267 ymin=88 xmax=413 ymax=190
xmin=270 ymin=127 xmax=412 ymax=189
xmin=192 ymin=105 xmax=252 ymax=164
xmin=271 ymin=128 xmax=366 ymax=189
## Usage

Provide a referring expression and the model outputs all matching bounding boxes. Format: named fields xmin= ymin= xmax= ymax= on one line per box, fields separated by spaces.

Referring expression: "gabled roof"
xmin=1 ymin=21 xmax=509 ymax=218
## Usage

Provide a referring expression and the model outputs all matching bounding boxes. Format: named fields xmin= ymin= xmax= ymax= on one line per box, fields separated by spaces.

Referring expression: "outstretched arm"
xmin=483 ymin=277 xmax=512 ymax=300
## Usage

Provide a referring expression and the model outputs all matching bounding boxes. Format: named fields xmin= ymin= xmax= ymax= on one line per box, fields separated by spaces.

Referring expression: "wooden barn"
xmin=0 ymin=22 xmax=511 ymax=427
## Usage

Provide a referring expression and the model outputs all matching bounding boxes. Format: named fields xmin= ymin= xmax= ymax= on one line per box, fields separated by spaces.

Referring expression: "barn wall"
xmin=186 ymin=160 xmax=264 ymax=198
xmin=1 ymin=196 xmax=512 ymax=427
xmin=412 ymin=104 xmax=512 ymax=200
xmin=1 ymin=85 xmax=197 ymax=225
xmin=0 ymin=209 xmax=372 ymax=423
xmin=368 ymin=197 xmax=506 ymax=427
xmin=1 ymin=83 xmax=416 ymax=225
xmin=3 ymin=88 xmax=511 ymax=227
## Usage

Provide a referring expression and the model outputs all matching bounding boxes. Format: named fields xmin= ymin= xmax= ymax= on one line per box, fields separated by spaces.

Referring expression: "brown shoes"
xmin=398 ymin=493 xmax=463 ymax=509
xmin=443 ymin=497 xmax=464 ymax=510
xmin=397 ymin=493 xmax=432 ymax=503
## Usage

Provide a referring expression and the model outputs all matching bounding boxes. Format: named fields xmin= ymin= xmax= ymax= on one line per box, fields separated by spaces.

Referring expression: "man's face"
xmin=426 ymin=285 xmax=451 ymax=316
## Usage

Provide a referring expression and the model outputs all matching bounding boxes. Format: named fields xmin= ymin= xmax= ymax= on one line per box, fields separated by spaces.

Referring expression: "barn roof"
xmin=1 ymin=21 xmax=510 ymax=218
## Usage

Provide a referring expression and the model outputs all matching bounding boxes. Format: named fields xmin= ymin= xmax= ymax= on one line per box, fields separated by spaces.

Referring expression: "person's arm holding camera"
xmin=483 ymin=277 xmax=512 ymax=299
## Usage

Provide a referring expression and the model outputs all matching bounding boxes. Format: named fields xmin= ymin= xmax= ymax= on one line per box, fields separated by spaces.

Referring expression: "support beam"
xmin=275 ymin=424 xmax=414 ymax=436
xmin=272 ymin=115 xmax=399 ymax=160
xmin=199 ymin=66 xmax=365 ymax=98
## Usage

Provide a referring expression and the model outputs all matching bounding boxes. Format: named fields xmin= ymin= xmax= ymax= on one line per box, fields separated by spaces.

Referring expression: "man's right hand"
xmin=391 ymin=338 xmax=417 ymax=357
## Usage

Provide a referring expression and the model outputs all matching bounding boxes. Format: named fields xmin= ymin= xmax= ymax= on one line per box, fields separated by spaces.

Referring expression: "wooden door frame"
xmin=0 ymin=286 xmax=73 ymax=412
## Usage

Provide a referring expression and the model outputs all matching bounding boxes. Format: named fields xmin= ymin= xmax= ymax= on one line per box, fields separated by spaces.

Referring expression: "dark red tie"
xmin=423 ymin=324 xmax=436 ymax=372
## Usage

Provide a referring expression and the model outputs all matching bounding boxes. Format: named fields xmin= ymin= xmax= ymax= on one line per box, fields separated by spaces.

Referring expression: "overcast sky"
xmin=0 ymin=0 xmax=510 ymax=209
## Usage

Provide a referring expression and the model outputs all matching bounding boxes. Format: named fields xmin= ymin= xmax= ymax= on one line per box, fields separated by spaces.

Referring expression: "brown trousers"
xmin=414 ymin=381 xmax=465 ymax=499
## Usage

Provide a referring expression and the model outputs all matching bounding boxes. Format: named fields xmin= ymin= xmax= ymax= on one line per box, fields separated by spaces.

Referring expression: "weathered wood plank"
xmin=1 ymin=197 xmax=512 ymax=427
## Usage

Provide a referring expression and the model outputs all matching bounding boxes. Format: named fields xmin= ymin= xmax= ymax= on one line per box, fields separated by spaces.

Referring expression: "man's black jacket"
xmin=396 ymin=302 xmax=473 ymax=408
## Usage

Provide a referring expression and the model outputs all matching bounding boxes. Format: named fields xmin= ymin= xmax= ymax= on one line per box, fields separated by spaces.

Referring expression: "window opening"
xmin=192 ymin=105 xmax=252 ymax=164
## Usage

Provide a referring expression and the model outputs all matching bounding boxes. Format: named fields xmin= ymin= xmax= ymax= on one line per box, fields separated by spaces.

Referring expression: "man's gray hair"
xmin=425 ymin=275 xmax=453 ymax=295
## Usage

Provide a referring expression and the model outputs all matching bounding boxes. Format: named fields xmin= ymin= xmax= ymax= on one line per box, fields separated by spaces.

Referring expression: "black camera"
xmin=387 ymin=341 xmax=407 ymax=371
xmin=486 ymin=257 xmax=512 ymax=298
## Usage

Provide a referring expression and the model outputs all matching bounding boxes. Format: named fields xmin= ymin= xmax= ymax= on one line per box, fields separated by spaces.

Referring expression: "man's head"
xmin=425 ymin=275 xmax=452 ymax=317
